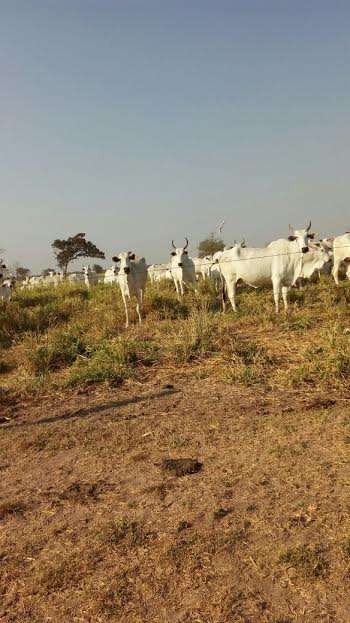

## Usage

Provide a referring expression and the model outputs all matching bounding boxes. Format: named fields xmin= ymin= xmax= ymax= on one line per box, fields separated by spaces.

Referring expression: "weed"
xmin=279 ymin=544 xmax=329 ymax=578
xmin=99 ymin=571 xmax=131 ymax=615
xmin=342 ymin=538 xmax=350 ymax=559
xmin=26 ymin=326 xmax=88 ymax=375
xmin=100 ymin=518 xmax=150 ymax=547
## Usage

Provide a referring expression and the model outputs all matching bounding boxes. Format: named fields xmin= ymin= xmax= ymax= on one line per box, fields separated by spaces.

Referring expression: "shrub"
xmin=279 ymin=544 xmax=329 ymax=579
xmin=26 ymin=326 xmax=88 ymax=375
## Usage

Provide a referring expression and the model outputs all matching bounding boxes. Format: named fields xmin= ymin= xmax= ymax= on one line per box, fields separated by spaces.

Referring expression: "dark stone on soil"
xmin=162 ymin=458 xmax=203 ymax=477
xmin=178 ymin=521 xmax=193 ymax=532
xmin=213 ymin=507 xmax=233 ymax=520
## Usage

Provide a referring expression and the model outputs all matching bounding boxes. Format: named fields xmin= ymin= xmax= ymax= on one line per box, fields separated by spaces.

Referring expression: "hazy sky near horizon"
xmin=2 ymin=0 xmax=350 ymax=272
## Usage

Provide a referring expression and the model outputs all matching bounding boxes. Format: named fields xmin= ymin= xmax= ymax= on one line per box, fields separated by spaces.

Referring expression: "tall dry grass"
xmin=1 ymin=275 xmax=350 ymax=401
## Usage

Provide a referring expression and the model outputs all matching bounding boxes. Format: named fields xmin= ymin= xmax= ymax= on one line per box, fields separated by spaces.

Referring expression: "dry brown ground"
xmin=1 ymin=375 xmax=350 ymax=623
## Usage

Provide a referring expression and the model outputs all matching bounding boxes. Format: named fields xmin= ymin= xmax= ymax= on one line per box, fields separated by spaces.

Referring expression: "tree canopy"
xmin=15 ymin=266 xmax=31 ymax=281
xmin=52 ymin=233 xmax=105 ymax=274
xmin=197 ymin=233 xmax=224 ymax=258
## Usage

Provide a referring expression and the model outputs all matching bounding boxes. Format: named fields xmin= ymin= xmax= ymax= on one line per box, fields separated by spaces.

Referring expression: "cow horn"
xmin=171 ymin=240 xmax=176 ymax=249
xmin=184 ymin=237 xmax=189 ymax=250
xmin=306 ymin=220 xmax=312 ymax=232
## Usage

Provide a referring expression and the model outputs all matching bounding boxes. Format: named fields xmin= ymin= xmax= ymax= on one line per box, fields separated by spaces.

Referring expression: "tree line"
xmin=14 ymin=231 xmax=225 ymax=278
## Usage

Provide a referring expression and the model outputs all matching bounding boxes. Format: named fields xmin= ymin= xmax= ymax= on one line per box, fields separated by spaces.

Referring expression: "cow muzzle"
xmin=302 ymin=247 xmax=309 ymax=254
xmin=124 ymin=267 xmax=130 ymax=274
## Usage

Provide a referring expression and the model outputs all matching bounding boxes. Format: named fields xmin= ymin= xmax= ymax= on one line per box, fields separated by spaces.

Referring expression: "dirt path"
xmin=1 ymin=378 xmax=350 ymax=622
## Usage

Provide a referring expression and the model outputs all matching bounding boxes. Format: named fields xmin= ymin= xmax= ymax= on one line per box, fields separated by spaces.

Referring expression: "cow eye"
xmin=171 ymin=251 xmax=176 ymax=256
xmin=183 ymin=250 xmax=188 ymax=255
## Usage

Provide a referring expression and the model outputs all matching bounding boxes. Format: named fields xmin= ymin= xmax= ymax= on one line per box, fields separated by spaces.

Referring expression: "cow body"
xmin=23 ymin=275 xmax=44 ymax=289
xmin=218 ymin=225 xmax=312 ymax=312
xmin=193 ymin=256 xmax=212 ymax=280
xmin=42 ymin=271 xmax=64 ymax=288
xmin=0 ymin=278 xmax=15 ymax=302
xmin=148 ymin=263 xmax=172 ymax=283
xmin=113 ymin=252 xmax=148 ymax=327
xmin=332 ymin=233 xmax=350 ymax=285
xmin=104 ymin=266 xmax=119 ymax=285
xmin=296 ymin=242 xmax=332 ymax=284
xmin=67 ymin=272 xmax=85 ymax=285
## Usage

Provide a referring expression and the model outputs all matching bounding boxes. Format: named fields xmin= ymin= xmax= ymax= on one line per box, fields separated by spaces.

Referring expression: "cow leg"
xmin=272 ymin=280 xmax=281 ymax=313
xmin=226 ymin=280 xmax=237 ymax=312
xmin=332 ymin=260 xmax=341 ymax=285
xmin=121 ymin=294 xmax=129 ymax=328
xmin=282 ymin=286 xmax=289 ymax=312
xmin=136 ymin=291 xmax=142 ymax=324
xmin=221 ymin=280 xmax=227 ymax=313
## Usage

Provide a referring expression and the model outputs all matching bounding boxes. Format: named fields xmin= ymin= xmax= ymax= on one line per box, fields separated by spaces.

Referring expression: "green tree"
xmin=197 ymin=233 xmax=224 ymax=258
xmin=15 ymin=266 xmax=31 ymax=281
xmin=92 ymin=264 xmax=104 ymax=274
xmin=52 ymin=233 xmax=105 ymax=275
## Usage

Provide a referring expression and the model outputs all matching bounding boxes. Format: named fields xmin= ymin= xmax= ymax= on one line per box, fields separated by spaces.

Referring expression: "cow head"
xmin=170 ymin=238 xmax=189 ymax=268
xmin=0 ymin=263 xmax=7 ymax=281
xmin=112 ymin=251 xmax=136 ymax=275
xmin=288 ymin=221 xmax=312 ymax=253
xmin=82 ymin=266 xmax=91 ymax=276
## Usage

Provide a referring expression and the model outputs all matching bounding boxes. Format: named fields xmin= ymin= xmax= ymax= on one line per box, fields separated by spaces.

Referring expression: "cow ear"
xmin=112 ymin=256 xmax=120 ymax=262
xmin=129 ymin=253 xmax=136 ymax=260
xmin=171 ymin=251 xmax=176 ymax=256
xmin=288 ymin=235 xmax=297 ymax=241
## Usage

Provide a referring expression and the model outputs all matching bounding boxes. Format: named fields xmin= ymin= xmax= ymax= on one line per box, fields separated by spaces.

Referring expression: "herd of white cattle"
xmin=1 ymin=224 xmax=350 ymax=327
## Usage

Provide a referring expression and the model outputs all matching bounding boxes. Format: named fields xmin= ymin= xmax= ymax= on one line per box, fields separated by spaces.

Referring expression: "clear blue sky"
xmin=2 ymin=0 xmax=350 ymax=272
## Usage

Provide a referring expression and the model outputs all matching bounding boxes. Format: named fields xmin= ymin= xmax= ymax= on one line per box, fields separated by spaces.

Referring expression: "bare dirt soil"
xmin=1 ymin=376 xmax=350 ymax=622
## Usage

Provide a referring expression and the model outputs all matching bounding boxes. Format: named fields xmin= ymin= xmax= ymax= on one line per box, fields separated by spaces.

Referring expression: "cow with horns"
xmin=170 ymin=238 xmax=197 ymax=297
xmin=218 ymin=222 xmax=314 ymax=313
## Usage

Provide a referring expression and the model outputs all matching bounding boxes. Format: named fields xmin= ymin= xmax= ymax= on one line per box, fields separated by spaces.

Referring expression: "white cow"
xmin=170 ymin=238 xmax=197 ymax=297
xmin=25 ymin=275 xmax=44 ymax=289
xmin=42 ymin=271 xmax=64 ymax=288
xmin=104 ymin=265 xmax=119 ymax=285
xmin=218 ymin=222 xmax=313 ymax=313
xmin=0 ymin=278 xmax=15 ymax=302
xmin=148 ymin=263 xmax=172 ymax=283
xmin=332 ymin=233 xmax=350 ymax=285
xmin=82 ymin=266 xmax=99 ymax=289
xmin=67 ymin=272 xmax=85 ymax=285
xmin=193 ymin=256 xmax=212 ymax=280
xmin=112 ymin=252 xmax=148 ymax=328
xmin=0 ymin=261 xmax=8 ymax=285
xmin=297 ymin=242 xmax=332 ymax=283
